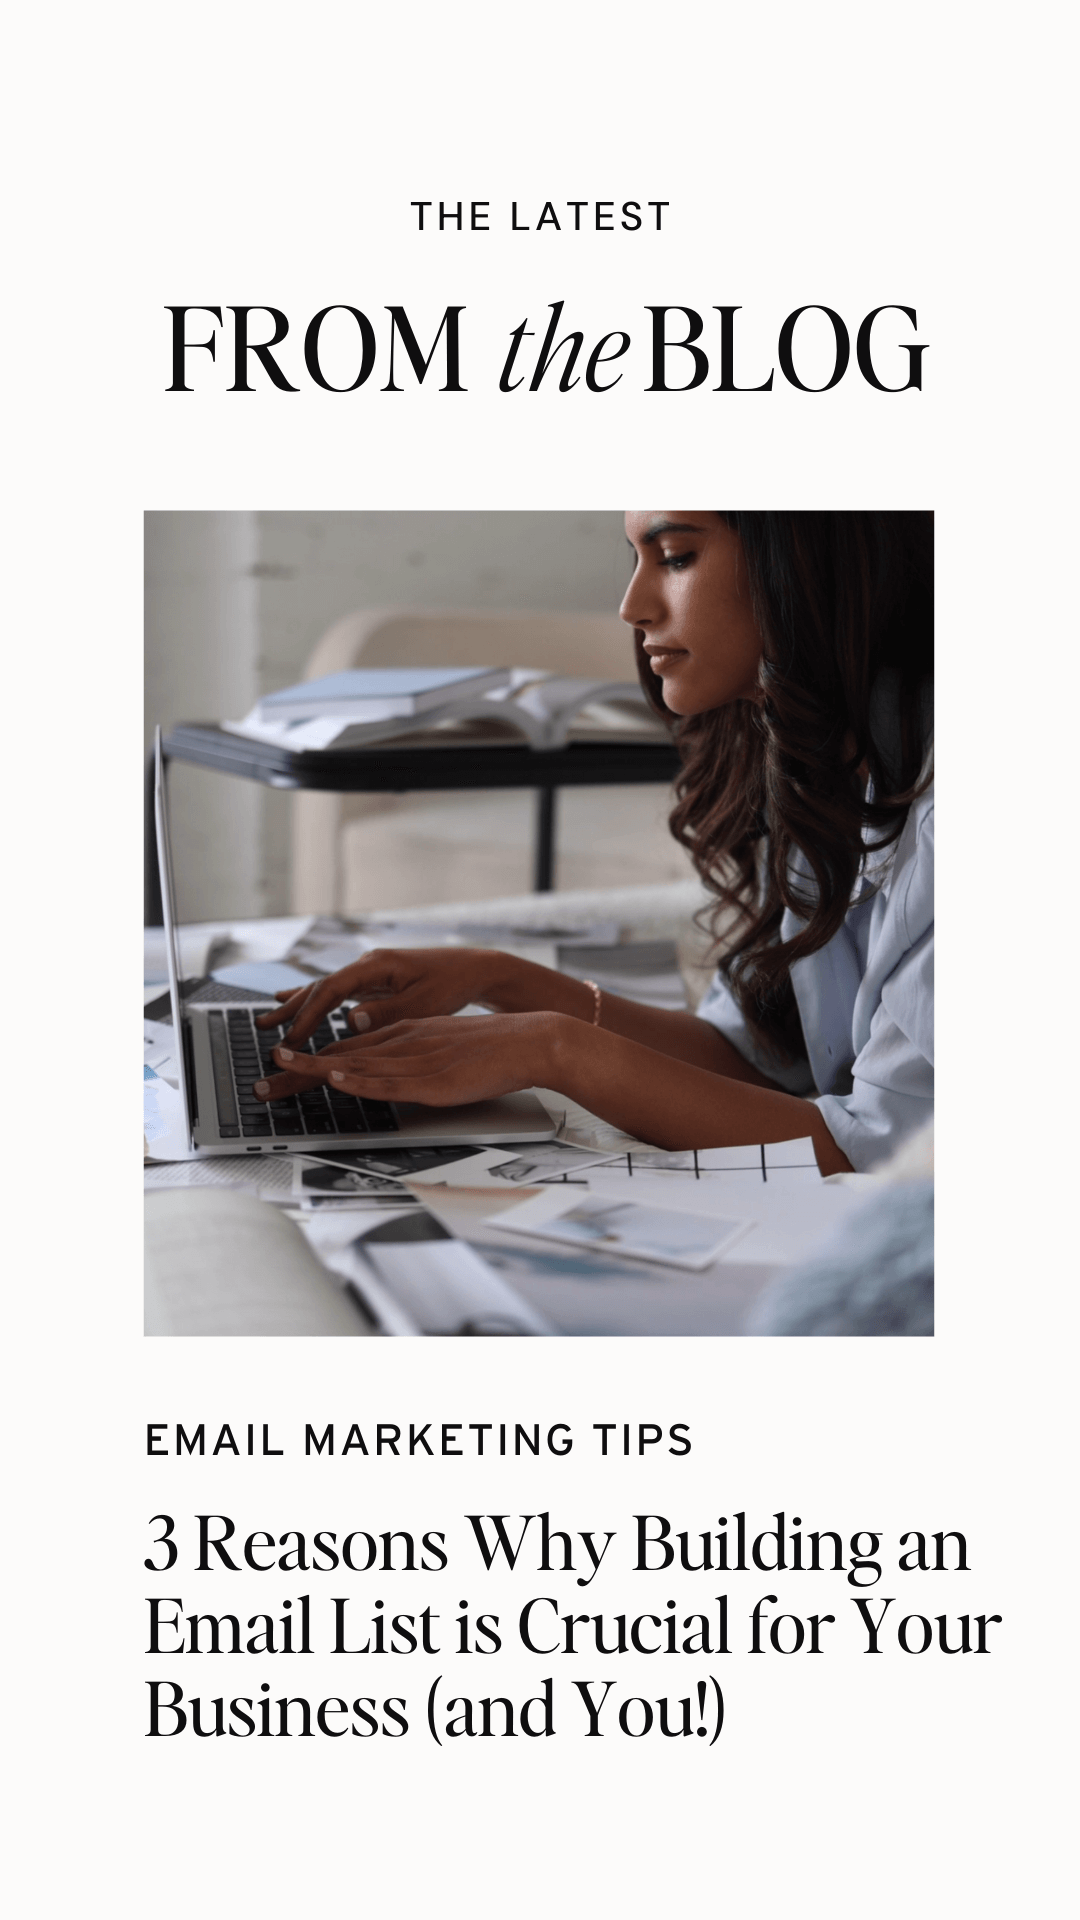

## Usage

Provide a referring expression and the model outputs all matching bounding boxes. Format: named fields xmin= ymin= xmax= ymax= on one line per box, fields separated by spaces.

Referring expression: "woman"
xmin=255 ymin=511 xmax=933 ymax=1175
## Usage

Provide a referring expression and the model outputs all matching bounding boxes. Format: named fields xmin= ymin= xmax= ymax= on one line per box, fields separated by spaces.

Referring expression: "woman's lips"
xmin=645 ymin=648 xmax=689 ymax=671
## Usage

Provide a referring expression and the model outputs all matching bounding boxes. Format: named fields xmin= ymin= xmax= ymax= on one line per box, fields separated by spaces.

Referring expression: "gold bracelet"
xmin=582 ymin=978 xmax=602 ymax=1026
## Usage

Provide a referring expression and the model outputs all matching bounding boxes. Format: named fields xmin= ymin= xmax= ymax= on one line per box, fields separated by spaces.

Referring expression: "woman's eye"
xmin=660 ymin=550 xmax=695 ymax=570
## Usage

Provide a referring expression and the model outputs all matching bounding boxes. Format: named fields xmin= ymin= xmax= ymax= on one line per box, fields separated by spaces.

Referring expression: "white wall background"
xmin=145 ymin=510 xmax=638 ymax=920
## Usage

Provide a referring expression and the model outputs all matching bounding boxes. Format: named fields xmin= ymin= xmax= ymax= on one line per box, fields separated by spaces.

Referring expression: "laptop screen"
xmin=153 ymin=728 xmax=194 ymax=1148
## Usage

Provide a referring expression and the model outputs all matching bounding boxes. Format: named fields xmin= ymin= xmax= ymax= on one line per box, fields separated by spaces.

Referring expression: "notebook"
xmin=258 ymin=666 xmax=510 ymax=720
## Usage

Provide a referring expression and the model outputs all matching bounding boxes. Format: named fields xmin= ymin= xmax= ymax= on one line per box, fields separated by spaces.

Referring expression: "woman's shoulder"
xmin=884 ymin=777 xmax=933 ymax=945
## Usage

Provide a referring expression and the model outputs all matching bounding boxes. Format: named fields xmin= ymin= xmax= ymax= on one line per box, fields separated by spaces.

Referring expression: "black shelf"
xmin=148 ymin=723 xmax=681 ymax=924
xmin=162 ymin=722 xmax=680 ymax=792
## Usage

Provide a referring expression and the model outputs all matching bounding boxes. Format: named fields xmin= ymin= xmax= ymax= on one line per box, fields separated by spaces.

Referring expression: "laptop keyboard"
xmin=206 ymin=1008 xmax=399 ymax=1142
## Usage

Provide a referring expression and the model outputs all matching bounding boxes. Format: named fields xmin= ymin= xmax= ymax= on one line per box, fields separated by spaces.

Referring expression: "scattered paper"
xmin=583 ymin=1166 xmax=868 ymax=1266
xmin=279 ymin=1193 xmax=423 ymax=1213
xmin=291 ymin=1158 xmax=412 ymax=1199
xmin=405 ymin=1141 xmax=618 ymax=1190
xmin=580 ymin=1138 xmax=822 ymax=1228
xmin=357 ymin=1229 xmax=554 ymax=1334
xmin=283 ymin=919 xmax=381 ymax=976
xmin=144 ymin=924 xmax=218 ymax=988
xmin=144 ymin=1021 xmax=178 ymax=1084
xmin=143 ymin=1074 xmax=189 ymax=1157
xmin=403 ymin=1148 xmax=522 ymax=1188
xmin=475 ymin=1238 xmax=775 ymax=1338
xmin=285 ymin=1159 xmax=422 ymax=1208
xmin=600 ymin=1138 xmax=820 ymax=1175
xmin=297 ymin=1143 xmax=496 ymax=1181
xmin=221 ymin=711 xmax=356 ymax=750
xmin=401 ymin=1184 xmax=546 ymax=1238
xmin=487 ymin=1142 xmax=628 ymax=1183
xmin=298 ymin=1208 xmax=421 ymax=1258
xmin=210 ymin=960 xmax=312 ymax=995
xmin=300 ymin=1206 xmax=551 ymax=1335
xmin=486 ymin=1186 xmax=751 ymax=1272
xmin=143 ymin=1074 xmax=168 ymax=1145
xmin=559 ymin=940 xmax=687 ymax=1011
xmin=281 ymin=914 xmax=666 ymax=988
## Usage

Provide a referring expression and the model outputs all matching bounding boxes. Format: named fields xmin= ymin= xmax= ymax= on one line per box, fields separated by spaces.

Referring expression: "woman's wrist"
xmin=537 ymin=1010 xmax=599 ymax=1101
xmin=475 ymin=949 xmax=540 ymax=1012
xmin=479 ymin=952 xmax=593 ymax=1021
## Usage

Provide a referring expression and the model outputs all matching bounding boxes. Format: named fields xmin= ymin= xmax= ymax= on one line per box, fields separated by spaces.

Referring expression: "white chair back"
xmin=291 ymin=608 xmax=641 ymax=913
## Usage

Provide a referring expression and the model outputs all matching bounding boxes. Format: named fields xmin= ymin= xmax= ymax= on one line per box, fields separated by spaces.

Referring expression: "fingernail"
xmin=350 ymin=1009 xmax=371 ymax=1031
xmin=331 ymin=1070 xmax=346 ymax=1083
xmin=254 ymin=1080 xmax=269 ymax=1096
xmin=277 ymin=1047 xmax=294 ymax=1062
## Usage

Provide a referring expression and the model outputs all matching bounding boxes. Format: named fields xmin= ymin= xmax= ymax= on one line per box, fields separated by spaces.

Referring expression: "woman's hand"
xmin=253 ymin=1012 xmax=565 ymax=1109
xmin=253 ymin=947 xmax=518 ymax=1047
xmin=252 ymin=1001 xmax=853 ymax=1172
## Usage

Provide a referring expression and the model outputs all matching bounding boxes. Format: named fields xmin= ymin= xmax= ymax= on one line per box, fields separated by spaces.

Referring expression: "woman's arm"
xmin=545 ymin=1019 xmax=852 ymax=1173
xmin=479 ymin=954 xmax=784 ymax=1085
xmin=256 ymin=1009 xmax=853 ymax=1175
xmin=259 ymin=947 xmax=781 ymax=1087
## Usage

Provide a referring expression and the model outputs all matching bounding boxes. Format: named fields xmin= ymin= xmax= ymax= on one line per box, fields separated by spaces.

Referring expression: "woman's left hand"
xmin=253 ymin=1012 xmax=566 ymax=1109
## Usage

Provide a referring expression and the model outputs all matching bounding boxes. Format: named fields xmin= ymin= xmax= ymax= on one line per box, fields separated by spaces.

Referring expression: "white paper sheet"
xmin=209 ymin=960 xmax=312 ymax=994
xmin=221 ymin=711 xmax=356 ymax=749
xmin=484 ymin=1185 xmax=752 ymax=1271
xmin=360 ymin=1240 xmax=555 ymax=1335
xmin=584 ymin=1166 xmax=869 ymax=1265
xmin=143 ymin=1021 xmax=178 ymax=1083
xmin=142 ymin=1073 xmax=189 ymax=1157
xmin=592 ymin=1136 xmax=821 ymax=1176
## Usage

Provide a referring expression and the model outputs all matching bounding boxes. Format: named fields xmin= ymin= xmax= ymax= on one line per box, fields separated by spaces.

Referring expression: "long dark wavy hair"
xmin=635 ymin=511 xmax=933 ymax=1063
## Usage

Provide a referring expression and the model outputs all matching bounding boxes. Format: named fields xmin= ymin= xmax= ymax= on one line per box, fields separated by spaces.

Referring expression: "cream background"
xmin=9 ymin=4 xmax=1072 ymax=1918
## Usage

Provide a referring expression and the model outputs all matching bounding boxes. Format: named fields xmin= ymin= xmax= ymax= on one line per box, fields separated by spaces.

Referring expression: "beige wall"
xmin=145 ymin=510 xmax=656 ymax=919
xmin=145 ymin=511 xmax=263 ymax=918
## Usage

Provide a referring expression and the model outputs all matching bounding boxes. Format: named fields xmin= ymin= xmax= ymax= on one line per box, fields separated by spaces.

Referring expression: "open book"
xmin=222 ymin=668 xmax=664 ymax=753
xmin=145 ymin=1187 xmax=553 ymax=1336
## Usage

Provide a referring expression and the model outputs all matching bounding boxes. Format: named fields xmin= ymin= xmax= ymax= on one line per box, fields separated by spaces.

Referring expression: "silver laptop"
xmin=153 ymin=730 xmax=557 ymax=1156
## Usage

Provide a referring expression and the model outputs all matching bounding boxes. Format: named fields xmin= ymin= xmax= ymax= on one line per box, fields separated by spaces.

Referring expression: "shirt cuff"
xmin=814 ymin=1089 xmax=934 ymax=1174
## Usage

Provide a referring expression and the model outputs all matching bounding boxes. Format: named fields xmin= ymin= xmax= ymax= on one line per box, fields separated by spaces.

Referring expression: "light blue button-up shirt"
xmin=695 ymin=782 xmax=934 ymax=1171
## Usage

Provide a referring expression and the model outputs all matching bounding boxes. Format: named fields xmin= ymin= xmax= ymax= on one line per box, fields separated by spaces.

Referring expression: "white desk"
xmin=144 ymin=900 xmax=868 ymax=1336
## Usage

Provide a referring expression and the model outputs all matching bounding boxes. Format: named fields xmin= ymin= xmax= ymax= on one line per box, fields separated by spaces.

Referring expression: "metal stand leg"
xmin=534 ymin=786 xmax=557 ymax=892
xmin=146 ymin=749 xmax=165 ymax=925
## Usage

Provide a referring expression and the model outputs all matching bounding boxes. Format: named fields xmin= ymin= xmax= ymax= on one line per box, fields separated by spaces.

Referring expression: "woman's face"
xmin=620 ymin=511 xmax=763 ymax=715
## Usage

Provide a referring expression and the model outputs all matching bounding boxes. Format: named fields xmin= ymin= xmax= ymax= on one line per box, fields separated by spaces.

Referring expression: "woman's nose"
xmin=619 ymin=567 xmax=653 ymax=628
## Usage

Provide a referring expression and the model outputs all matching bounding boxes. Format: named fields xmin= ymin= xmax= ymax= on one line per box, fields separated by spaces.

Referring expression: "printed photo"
xmin=300 ymin=1144 xmax=492 ymax=1179
xmin=486 ymin=1142 xmax=621 ymax=1182
xmin=291 ymin=1161 xmax=417 ymax=1199
xmin=488 ymin=1191 xmax=750 ymax=1271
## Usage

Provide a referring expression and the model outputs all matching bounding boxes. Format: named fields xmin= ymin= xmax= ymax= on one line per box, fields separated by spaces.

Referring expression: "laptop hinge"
xmin=182 ymin=1018 xmax=199 ymax=1134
